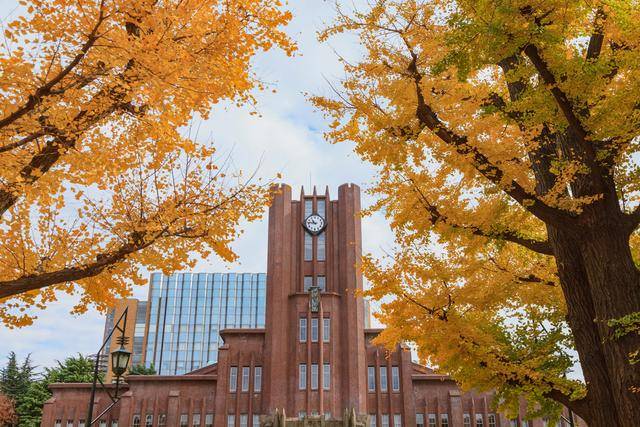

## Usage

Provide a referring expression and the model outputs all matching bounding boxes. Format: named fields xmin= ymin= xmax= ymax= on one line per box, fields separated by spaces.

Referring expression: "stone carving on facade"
xmin=309 ymin=285 xmax=321 ymax=312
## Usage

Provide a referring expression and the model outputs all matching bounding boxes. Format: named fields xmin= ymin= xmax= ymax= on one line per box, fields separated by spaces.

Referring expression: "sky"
xmin=0 ymin=1 xmax=395 ymax=369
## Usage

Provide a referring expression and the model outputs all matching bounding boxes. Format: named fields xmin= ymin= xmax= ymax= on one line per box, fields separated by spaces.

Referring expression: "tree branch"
xmin=404 ymin=49 xmax=569 ymax=226
xmin=0 ymin=132 xmax=45 ymax=154
xmin=522 ymin=44 xmax=595 ymax=163
xmin=0 ymin=2 xmax=107 ymax=131
xmin=586 ymin=7 xmax=606 ymax=61
xmin=624 ymin=206 xmax=640 ymax=234
xmin=0 ymin=229 xmax=157 ymax=299
xmin=545 ymin=388 xmax=589 ymax=420
xmin=410 ymin=179 xmax=553 ymax=255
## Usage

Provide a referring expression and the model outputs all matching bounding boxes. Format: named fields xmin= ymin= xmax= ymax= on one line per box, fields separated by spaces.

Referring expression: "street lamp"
xmin=87 ymin=307 xmax=130 ymax=426
xmin=110 ymin=344 xmax=131 ymax=378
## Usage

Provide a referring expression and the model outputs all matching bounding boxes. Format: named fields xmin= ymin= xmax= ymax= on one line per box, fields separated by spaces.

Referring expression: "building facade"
xmin=41 ymin=184 xmax=583 ymax=427
xmin=103 ymin=273 xmax=267 ymax=378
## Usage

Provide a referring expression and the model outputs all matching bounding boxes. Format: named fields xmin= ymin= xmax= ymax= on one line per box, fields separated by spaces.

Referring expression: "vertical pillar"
xmin=264 ymin=184 xmax=293 ymax=412
xmin=215 ymin=343 xmax=231 ymax=427
xmin=167 ymin=391 xmax=180 ymax=426
xmin=337 ymin=184 xmax=367 ymax=414
xmin=449 ymin=390 xmax=462 ymax=427
xmin=399 ymin=345 xmax=416 ymax=426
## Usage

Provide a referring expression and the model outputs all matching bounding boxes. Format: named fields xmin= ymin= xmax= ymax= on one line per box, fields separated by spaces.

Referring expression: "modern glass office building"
xmin=104 ymin=272 xmax=267 ymax=376
xmin=145 ymin=272 xmax=267 ymax=375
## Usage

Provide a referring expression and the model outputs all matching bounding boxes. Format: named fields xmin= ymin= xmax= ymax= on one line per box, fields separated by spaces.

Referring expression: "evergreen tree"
xmin=127 ymin=364 xmax=156 ymax=376
xmin=0 ymin=352 xmax=35 ymax=425
xmin=1 ymin=353 xmax=98 ymax=426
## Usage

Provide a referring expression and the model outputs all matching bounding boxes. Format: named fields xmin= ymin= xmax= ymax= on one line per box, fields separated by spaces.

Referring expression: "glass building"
xmin=142 ymin=272 xmax=266 ymax=375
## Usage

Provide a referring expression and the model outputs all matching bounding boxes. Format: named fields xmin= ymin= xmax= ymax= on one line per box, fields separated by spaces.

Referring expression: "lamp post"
xmin=86 ymin=307 xmax=130 ymax=426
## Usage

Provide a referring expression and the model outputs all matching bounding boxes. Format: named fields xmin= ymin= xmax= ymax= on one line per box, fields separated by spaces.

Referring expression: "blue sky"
xmin=0 ymin=1 xmax=394 ymax=368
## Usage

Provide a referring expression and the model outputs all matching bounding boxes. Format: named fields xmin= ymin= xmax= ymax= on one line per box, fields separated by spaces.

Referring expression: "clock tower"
xmin=262 ymin=183 xmax=368 ymax=418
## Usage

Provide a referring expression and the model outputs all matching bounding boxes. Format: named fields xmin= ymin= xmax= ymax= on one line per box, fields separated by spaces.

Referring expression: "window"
xmin=254 ymin=366 xmax=262 ymax=392
xmin=132 ymin=416 xmax=141 ymax=427
xmin=99 ymin=421 xmax=107 ymax=427
xmin=158 ymin=415 xmax=166 ymax=427
xmin=416 ymin=414 xmax=424 ymax=427
xmin=67 ymin=420 xmax=74 ymax=427
xmin=305 ymin=199 xmax=313 ymax=217
xmin=79 ymin=421 xmax=86 ymax=427
xmin=522 ymin=422 xmax=529 ymax=427
xmin=304 ymin=234 xmax=313 ymax=261
xmin=299 ymin=364 xmax=307 ymax=389
xmin=55 ymin=420 xmax=62 ymax=427
xmin=393 ymin=415 xmax=401 ymax=427
xmin=476 ymin=414 xmax=484 ymax=427
xmin=240 ymin=415 xmax=248 ymax=427
xmin=227 ymin=415 xmax=235 ymax=427
xmin=367 ymin=366 xmax=375 ymax=391
xmin=428 ymin=414 xmax=437 ymax=427
xmin=300 ymin=318 xmax=307 ymax=342
xmin=391 ymin=366 xmax=400 ymax=391
xmin=253 ymin=415 xmax=260 ymax=427
xmin=441 ymin=414 xmax=449 ymax=427
xmin=311 ymin=318 xmax=319 ymax=342
xmin=180 ymin=415 xmax=188 ymax=427
xmin=304 ymin=276 xmax=313 ymax=292
xmin=323 ymin=363 xmax=330 ymax=390
xmin=380 ymin=367 xmax=388 ymax=392
xmin=488 ymin=415 xmax=496 ymax=427
xmin=145 ymin=415 xmax=153 ymax=427
xmin=298 ymin=412 xmax=306 ymax=419
xmin=324 ymin=413 xmax=331 ymax=420
xmin=317 ymin=276 xmax=326 ymax=292
xmin=317 ymin=234 xmax=326 ymax=261
xmin=464 ymin=414 xmax=471 ymax=427
xmin=242 ymin=367 xmax=250 ymax=391
xmin=311 ymin=363 xmax=319 ymax=390
xmin=381 ymin=415 xmax=389 ymax=427
xmin=369 ymin=415 xmax=376 ymax=427
xmin=323 ymin=318 xmax=330 ymax=342
xmin=205 ymin=414 xmax=213 ymax=427
xmin=112 ymin=421 xmax=119 ymax=427
xmin=509 ymin=420 xmax=518 ymax=427
xmin=229 ymin=367 xmax=238 ymax=392
xmin=193 ymin=414 xmax=201 ymax=427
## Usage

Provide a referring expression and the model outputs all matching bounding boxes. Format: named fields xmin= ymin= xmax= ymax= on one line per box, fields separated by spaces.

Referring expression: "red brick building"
xmin=41 ymin=184 xmax=581 ymax=427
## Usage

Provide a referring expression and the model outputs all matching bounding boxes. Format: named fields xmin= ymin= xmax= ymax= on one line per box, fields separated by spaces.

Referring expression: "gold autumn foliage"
xmin=0 ymin=0 xmax=293 ymax=327
xmin=313 ymin=0 xmax=640 ymax=420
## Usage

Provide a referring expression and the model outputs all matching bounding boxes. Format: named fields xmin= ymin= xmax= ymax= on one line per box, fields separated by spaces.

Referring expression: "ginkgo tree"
xmin=314 ymin=0 xmax=640 ymax=425
xmin=0 ymin=0 xmax=293 ymax=326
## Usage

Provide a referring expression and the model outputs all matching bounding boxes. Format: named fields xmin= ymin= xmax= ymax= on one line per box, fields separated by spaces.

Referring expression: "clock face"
xmin=304 ymin=214 xmax=326 ymax=235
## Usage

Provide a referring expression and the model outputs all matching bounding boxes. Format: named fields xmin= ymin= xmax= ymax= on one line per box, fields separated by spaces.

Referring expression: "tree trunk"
xmin=550 ymin=226 xmax=622 ymax=426
xmin=550 ymin=211 xmax=640 ymax=426
xmin=579 ymin=213 xmax=640 ymax=424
